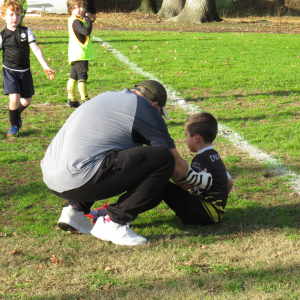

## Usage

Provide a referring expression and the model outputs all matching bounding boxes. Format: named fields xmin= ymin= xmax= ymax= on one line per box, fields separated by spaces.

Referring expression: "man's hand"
xmin=44 ymin=68 xmax=55 ymax=80
xmin=176 ymin=164 xmax=213 ymax=190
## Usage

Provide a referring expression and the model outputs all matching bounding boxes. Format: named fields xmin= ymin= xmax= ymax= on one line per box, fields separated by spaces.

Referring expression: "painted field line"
xmin=93 ymin=36 xmax=300 ymax=194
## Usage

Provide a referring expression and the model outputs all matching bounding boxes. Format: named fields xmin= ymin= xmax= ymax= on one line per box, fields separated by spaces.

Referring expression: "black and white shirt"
xmin=0 ymin=25 xmax=36 ymax=71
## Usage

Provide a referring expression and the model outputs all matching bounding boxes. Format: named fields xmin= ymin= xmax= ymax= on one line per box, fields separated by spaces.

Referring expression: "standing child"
xmin=0 ymin=0 xmax=55 ymax=136
xmin=66 ymin=0 xmax=95 ymax=108
xmin=161 ymin=112 xmax=234 ymax=225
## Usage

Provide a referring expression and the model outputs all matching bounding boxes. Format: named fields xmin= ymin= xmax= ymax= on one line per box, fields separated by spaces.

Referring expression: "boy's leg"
xmin=77 ymin=61 xmax=89 ymax=103
xmin=67 ymin=63 xmax=80 ymax=108
xmin=67 ymin=78 xmax=77 ymax=103
xmin=78 ymin=79 xmax=88 ymax=103
xmin=7 ymin=93 xmax=21 ymax=136
xmin=18 ymin=98 xmax=32 ymax=128
xmin=161 ymin=182 xmax=214 ymax=225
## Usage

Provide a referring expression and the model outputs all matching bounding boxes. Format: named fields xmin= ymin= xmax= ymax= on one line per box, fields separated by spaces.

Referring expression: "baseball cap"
xmin=134 ymin=80 xmax=170 ymax=120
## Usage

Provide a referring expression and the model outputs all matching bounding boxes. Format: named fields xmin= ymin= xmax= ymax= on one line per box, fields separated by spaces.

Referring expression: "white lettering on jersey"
xmin=209 ymin=153 xmax=220 ymax=162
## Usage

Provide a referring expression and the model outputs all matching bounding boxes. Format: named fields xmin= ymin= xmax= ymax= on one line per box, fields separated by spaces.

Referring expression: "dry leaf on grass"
xmin=178 ymin=259 xmax=193 ymax=266
xmin=13 ymin=231 xmax=19 ymax=236
xmin=224 ymin=268 xmax=229 ymax=274
xmin=50 ymin=255 xmax=62 ymax=264
xmin=36 ymin=265 xmax=43 ymax=269
xmin=105 ymin=266 xmax=112 ymax=272
xmin=199 ymin=245 xmax=207 ymax=249
xmin=7 ymin=249 xmax=21 ymax=255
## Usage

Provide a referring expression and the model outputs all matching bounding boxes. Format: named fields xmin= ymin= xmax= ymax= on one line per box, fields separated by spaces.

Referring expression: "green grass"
xmin=1 ymin=29 xmax=300 ymax=299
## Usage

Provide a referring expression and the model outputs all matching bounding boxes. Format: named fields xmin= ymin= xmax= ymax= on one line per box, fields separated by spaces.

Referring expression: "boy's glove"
xmin=177 ymin=163 xmax=213 ymax=190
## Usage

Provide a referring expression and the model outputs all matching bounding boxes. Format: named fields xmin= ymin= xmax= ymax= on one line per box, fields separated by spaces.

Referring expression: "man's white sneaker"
xmin=90 ymin=216 xmax=147 ymax=246
xmin=57 ymin=206 xmax=94 ymax=234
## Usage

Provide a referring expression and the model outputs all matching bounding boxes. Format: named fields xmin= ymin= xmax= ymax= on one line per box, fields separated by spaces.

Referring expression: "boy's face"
xmin=72 ymin=5 xmax=85 ymax=18
xmin=184 ymin=126 xmax=197 ymax=153
xmin=3 ymin=8 xmax=21 ymax=30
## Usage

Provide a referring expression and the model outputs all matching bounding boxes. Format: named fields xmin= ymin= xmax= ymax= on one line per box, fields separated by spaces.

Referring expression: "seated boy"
xmin=161 ymin=112 xmax=233 ymax=225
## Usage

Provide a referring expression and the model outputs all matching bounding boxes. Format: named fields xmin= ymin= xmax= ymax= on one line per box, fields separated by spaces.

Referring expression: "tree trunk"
xmin=137 ymin=0 xmax=157 ymax=14
xmin=169 ymin=0 xmax=222 ymax=23
xmin=273 ymin=0 xmax=285 ymax=16
xmin=158 ymin=0 xmax=185 ymax=18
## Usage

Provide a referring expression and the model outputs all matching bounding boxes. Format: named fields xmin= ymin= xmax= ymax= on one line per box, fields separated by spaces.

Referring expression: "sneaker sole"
xmin=58 ymin=222 xmax=79 ymax=233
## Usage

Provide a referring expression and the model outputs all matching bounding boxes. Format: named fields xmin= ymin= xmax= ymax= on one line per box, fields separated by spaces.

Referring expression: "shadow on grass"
xmin=135 ymin=202 xmax=300 ymax=242
xmin=187 ymin=90 xmax=300 ymax=101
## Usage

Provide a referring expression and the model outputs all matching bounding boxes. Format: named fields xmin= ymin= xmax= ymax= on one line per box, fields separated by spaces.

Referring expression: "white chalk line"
xmin=93 ymin=36 xmax=300 ymax=194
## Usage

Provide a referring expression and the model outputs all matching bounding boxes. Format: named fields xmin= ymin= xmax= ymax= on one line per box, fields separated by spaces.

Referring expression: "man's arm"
xmin=30 ymin=42 xmax=55 ymax=80
xmin=170 ymin=148 xmax=189 ymax=181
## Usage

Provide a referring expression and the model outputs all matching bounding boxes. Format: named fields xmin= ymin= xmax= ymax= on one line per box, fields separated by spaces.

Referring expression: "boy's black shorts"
xmin=2 ymin=68 xmax=34 ymax=98
xmin=70 ymin=60 xmax=89 ymax=81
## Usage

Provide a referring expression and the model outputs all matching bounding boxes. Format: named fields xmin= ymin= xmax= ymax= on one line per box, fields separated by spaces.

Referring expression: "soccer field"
xmin=1 ymin=29 xmax=300 ymax=299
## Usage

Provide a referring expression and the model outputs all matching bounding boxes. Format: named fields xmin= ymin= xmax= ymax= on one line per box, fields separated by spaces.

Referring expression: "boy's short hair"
xmin=67 ymin=0 xmax=87 ymax=14
xmin=1 ymin=0 xmax=23 ymax=16
xmin=185 ymin=112 xmax=218 ymax=144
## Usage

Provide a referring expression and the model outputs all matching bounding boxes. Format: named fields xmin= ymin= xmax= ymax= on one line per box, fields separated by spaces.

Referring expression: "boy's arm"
xmin=73 ymin=18 xmax=93 ymax=36
xmin=30 ymin=42 xmax=55 ymax=80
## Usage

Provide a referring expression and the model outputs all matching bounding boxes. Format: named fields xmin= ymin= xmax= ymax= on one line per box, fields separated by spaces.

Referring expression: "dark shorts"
xmin=70 ymin=60 xmax=88 ymax=81
xmin=2 ymin=68 xmax=35 ymax=98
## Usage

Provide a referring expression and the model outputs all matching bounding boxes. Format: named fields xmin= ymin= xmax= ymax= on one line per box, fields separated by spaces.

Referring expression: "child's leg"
xmin=78 ymin=79 xmax=88 ymax=103
xmin=162 ymin=182 xmax=214 ymax=225
xmin=67 ymin=78 xmax=77 ymax=101
xmin=77 ymin=61 xmax=89 ymax=103
xmin=18 ymin=98 xmax=32 ymax=128
xmin=8 ymin=93 xmax=21 ymax=127
xmin=67 ymin=63 xmax=80 ymax=108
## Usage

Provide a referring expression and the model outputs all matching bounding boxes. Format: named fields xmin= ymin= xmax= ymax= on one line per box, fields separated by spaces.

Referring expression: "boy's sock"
xmin=78 ymin=79 xmax=88 ymax=102
xmin=9 ymin=109 xmax=20 ymax=127
xmin=18 ymin=103 xmax=29 ymax=114
xmin=67 ymin=78 xmax=76 ymax=101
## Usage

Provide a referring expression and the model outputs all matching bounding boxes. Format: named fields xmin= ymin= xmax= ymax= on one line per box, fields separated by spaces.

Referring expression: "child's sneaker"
xmin=7 ymin=125 xmax=19 ymax=137
xmin=90 ymin=215 xmax=147 ymax=246
xmin=57 ymin=206 xmax=93 ymax=234
xmin=67 ymin=100 xmax=80 ymax=108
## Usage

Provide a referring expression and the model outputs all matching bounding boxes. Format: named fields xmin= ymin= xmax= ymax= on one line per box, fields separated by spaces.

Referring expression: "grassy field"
xmin=1 ymin=22 xmax=300 ymax=299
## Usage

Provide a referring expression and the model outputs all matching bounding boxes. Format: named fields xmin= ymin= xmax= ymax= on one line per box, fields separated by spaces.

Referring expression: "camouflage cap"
xmin=134 ymin=80 xmax=169 ymax=120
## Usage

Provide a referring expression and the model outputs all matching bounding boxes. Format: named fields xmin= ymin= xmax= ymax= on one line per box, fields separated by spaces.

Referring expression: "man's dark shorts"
xmin=70 ymin=60 xmax=89 ymax=81
xmin=2 ymin=68 xmax=35 ymax=98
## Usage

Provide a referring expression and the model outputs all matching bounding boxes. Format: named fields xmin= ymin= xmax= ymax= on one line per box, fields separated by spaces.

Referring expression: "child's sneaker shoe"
xmin=90 ymin=215 xmax=147 ymax=246
xmin=57 ymin=206 xmax=93 ymax=234
xmin=7 ymin=125 xmax=19 ymax=137
xmin=67 ymin=100 xmax=80 ymax=108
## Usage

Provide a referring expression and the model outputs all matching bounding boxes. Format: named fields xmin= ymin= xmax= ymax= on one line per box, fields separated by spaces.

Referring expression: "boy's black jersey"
xmin=191 ymin=147 xmax=229 ymax=210
xmin=0 ymin=25 xmax=36 ymax=70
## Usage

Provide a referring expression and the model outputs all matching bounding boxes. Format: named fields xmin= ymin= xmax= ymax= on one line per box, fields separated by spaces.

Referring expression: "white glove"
xmin=178 ymin=163 xmax=213 ymax=190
